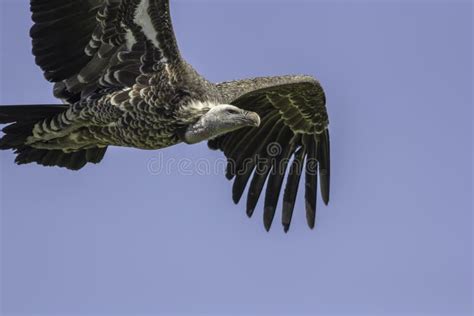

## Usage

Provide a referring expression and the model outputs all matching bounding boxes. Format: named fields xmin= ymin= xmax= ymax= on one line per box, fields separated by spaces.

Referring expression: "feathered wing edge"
xmin=209 ymin=78 xmax=330 ymax=232
xmin=30 ymin=0 xmax=183 ymax=103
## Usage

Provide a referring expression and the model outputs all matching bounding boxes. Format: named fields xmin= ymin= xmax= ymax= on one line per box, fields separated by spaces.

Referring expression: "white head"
xmin=183 ymin=104 xmax=261 ymax=144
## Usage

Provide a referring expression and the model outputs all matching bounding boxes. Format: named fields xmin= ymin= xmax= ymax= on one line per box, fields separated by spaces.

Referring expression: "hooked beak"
xmin=244 ymin=111 xmax=261 ymax=127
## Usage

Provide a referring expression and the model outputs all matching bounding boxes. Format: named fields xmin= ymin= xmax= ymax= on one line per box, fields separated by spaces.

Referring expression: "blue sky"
xmin=1 ymin=1 xmax=472 ymax=315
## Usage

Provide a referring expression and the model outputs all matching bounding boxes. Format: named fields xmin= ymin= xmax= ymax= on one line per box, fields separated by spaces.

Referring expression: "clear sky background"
xmin=0 ymin=0 xmax=472 ymax=315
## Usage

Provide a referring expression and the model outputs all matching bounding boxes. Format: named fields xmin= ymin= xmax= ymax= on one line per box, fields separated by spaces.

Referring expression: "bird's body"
xmin=32 ymin=61 xmax=218 ymax=151
xmin=0 ymin=0 xmax=331 ymax=231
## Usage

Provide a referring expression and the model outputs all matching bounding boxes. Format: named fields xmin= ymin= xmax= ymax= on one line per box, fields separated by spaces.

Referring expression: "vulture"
xmin=0 ymin=0 xmax=330 ymax=232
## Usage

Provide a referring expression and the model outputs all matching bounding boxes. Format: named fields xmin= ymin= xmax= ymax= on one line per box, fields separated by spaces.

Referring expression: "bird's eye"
xmin=227 ymin=109 xmax=240 ymax=114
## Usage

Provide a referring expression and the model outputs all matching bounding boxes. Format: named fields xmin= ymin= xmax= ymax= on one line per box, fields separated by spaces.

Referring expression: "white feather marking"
xmin=134 ymin=0 xmax=168 ymax=63
xmin=185 ymin=100 xmax=218 ymax=113
xmin=123 ymin=25 xmax=137 ymax=50
xmin=77 ymin=74 xmax=87 ymax=84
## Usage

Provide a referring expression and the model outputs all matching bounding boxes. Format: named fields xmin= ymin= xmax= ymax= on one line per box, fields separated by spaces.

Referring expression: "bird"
xmin=0 ymin=0 xmax=330 ymax=232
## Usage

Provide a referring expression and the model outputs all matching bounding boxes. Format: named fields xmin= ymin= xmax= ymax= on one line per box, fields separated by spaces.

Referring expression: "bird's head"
xmin=183 ymin=104 xmax=261 ymax=144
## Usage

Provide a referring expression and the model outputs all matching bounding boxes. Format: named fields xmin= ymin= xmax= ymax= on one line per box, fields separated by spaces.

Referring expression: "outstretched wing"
xmin=30 ymin=0 xmax=182 ymax=103
xmin=209 ymin=78 xmax=330 ymax=232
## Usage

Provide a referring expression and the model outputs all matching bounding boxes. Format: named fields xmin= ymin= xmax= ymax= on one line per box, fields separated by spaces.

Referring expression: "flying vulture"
xmin=0 ymin=0 xmax=330 ymax=232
